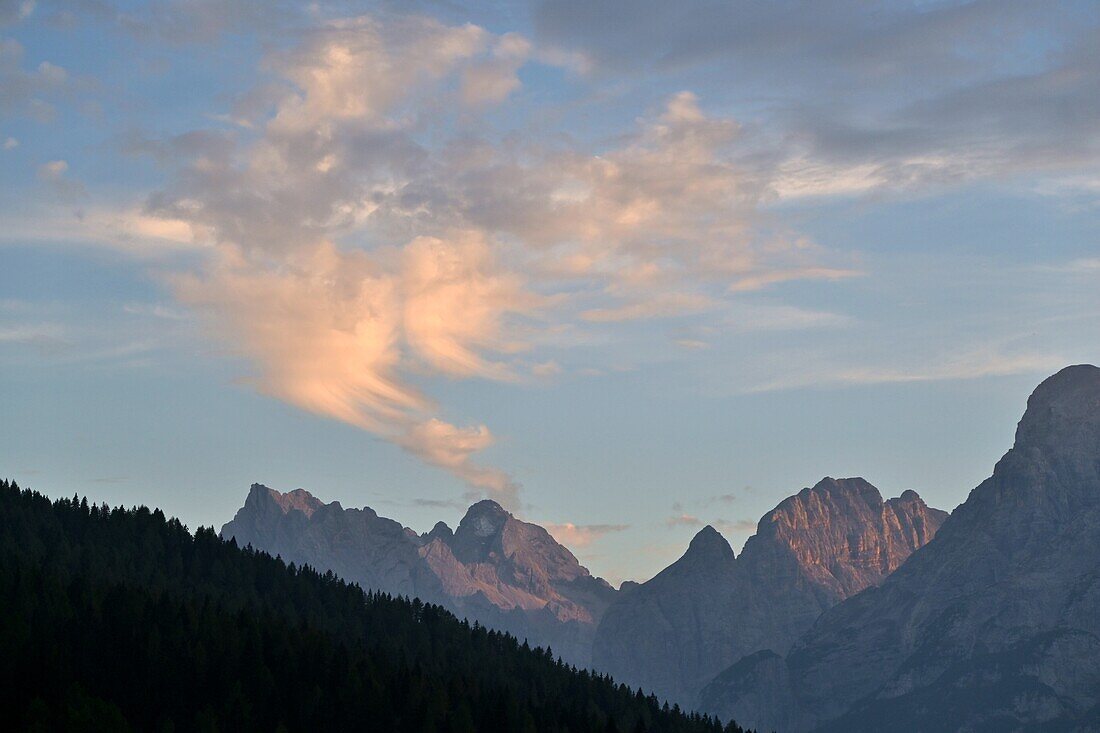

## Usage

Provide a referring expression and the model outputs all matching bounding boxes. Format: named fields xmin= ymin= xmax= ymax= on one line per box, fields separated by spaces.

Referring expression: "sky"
xmin=2 ymin=0 xmax=1099 ymax=585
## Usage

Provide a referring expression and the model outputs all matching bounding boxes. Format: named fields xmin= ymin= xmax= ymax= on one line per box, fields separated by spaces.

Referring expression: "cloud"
xmin=37 ymin=159 xmax=67 ymax=177
xmin=2 ymin=136 xmax=16 ymax=149
xmin=0 ymin=204 xmax=201 ymax=256
xmin=722 ymin=302 xmax=853 ymax=332
xmin=67 ymin=0 xmax=307 ymax=46
xmin=396 ymin=419 xmax=519 ymax=508
xmin=729 ymin=267 xmax=862 ymax=293
xmin=378 ymin=89 xmax=849 ymax=309
xmin=87 ymin=12 xmax=850 ymax=505
xmin=531 ymin=360 xmax=562 ymax=378
xmin=1049 ymin=258 xmax=1100 ymax=274
xmin=534 ymin=0 xmax=1044 ymax=77
xmin=0 ymin=300 xmax=183 ymax=368
xmin=0 ymin=322 xmax=64 ymax=346
xmin=746 ymin=343 xmax=1068 ymax=393
xmin=534 ymin=1 xmax=1100 ymax=196
xmin=712 ymin=518 xmax=757 ymax=535
xmin=269 ymin=15 xmax=489 ymax=133
xmin=461 ymin=33 xmax=531 ymax=106
xmin=0 ymin=39 xmax=67 ymax=120
xmin=545 ymin=521 xmax=629 ymax=548
xmin=0 ymin=0 xmax=34 ymax=25
xmin=581 ymin=292 xmax=719 ymax=323
xmin=402 ymin=232 xmax=541 ymax=379
xmin=121 ymin=303 xmax=188 ymax=321
xmin=665 ymin=513 xmax=703 ymax=529
xmin=410 ymin=497 xmax=466 ymax=511
xmin=36 ymin=159 xmax=86 ymax=200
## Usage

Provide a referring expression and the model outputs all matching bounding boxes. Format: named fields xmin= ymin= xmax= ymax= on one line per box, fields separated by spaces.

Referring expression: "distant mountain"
xmin=0 ymin=479 xmax=745 ymax=733
xmin=592 ymin=477 xmax=947 ymax=707
xmin=222 ymin=488 xmax=616 ymax=667
xmin=699 ymin=365 xmax=1100 ymax=732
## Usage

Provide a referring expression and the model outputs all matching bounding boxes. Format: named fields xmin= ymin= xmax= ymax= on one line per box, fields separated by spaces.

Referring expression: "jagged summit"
xmin=221 ymin=486 xmax=616 ymax=668
xmin=424 ymin=520 xmax=453 ymax=542
xmin=458 ymin=499 xmax=511 ymax=534
xmin=247 ymin=483 xmax=324 ymax=518
xmin=802 ymin=476 xmax=883 ymax=509
xmin=592 ymin=476 xmax=947 ymax=707
xmin=450 ymin=499 xmax=514 ymax=563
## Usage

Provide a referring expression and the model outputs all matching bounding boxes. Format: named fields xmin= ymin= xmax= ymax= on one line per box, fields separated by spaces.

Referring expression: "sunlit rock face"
xmin=221 ymin=490 xmax=616 ymax=667
xmin=592 ymin=477 xmax=947 ymax=707
xmin=701 ymin=365 xmax=1100 ymax=732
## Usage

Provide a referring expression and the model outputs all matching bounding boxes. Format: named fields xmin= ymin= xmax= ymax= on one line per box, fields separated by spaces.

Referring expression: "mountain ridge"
xmin=221 ymin=486 xmax=617 ymax=667
xmin=592 ymin=477 xmax=948 ymax=707
xmin=699 ymin=364 xmax=1100 ymax=732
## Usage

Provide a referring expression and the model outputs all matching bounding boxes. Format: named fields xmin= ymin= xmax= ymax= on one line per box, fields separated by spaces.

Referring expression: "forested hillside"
xmin=0 ymin=479 xmax=747 ymax=733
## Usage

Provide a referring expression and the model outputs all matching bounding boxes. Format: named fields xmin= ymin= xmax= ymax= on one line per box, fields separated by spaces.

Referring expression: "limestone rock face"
xmin=221 ymin=489 xmax=615 ymax=667
xmin=700 ymin=365 xmax=1100 ymax=732
xmin=592 ymin=478 xmax=947 ymax=707
xmin=591 ymin=526 xmax=740 ymax=704
xmin=221 ymin=484 xmax=435 ymax=600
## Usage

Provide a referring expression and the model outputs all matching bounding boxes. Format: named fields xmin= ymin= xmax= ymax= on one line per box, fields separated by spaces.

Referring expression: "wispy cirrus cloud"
xmin=545 ymin=521 xmax=629 ymax=549
xmin=745 ymin=343 xmax=1069 ymax=393
xmin=712 ymin=518 xmax=756 ymax=535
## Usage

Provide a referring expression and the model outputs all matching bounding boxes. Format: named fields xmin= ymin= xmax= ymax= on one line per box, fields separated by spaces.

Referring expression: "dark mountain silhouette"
xmin=699 ymin=364 xmax=1100 ymax=732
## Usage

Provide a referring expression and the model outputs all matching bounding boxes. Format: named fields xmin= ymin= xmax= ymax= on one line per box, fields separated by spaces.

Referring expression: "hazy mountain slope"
xmin=222 ymin=484 xmax=439 ymax=601
xmin=592 ymin=478 xmax=947 ymax=706
xmin=221 ymin=488 xmax=616 ymax=667
xmin=700 ymin=365 xmax=1100 ymax=732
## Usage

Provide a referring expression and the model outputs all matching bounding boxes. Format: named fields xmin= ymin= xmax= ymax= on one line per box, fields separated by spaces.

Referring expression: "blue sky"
xmin=2 ymin=0 xmax=1099 ymax=583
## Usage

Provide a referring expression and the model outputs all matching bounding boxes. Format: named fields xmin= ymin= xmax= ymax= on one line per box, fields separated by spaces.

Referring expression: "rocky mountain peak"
xmin=751 ymin=477 xmax=946 ymax=600
xmin=593 ymin=476 xmax=947 ymax=708
xmin=1014 ymin=364 xmax=1100 ymax=465
xmin=684 ymin=525 xmax=736 ymax=563
xmin=450 ymin=499 xmax=513 ymax=563
xmin=460 ymin=499 xmax=510 ymax=533
xmin=816 ymin=476 xmax=882 ymax=506
xmin=892 ymin=488 xmax=921 ymax=503
xmin=952 ymin=364 xmax=1100 ymax=529
xmin=425 ymin=521 xmax=453 ymax=543
xmin=247 ymin=483 xmax=324 ymax=518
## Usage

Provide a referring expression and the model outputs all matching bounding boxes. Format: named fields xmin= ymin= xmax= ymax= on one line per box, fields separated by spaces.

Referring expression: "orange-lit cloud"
xmin=100 ymin=13 xmax=853 ymax=506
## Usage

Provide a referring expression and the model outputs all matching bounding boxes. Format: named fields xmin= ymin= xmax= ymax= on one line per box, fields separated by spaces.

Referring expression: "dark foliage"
xmin=0 ymin=479 xmax=750 ymax=733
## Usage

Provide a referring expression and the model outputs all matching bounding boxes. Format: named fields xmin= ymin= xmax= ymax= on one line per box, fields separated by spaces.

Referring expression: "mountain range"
xmin=222 ymin=488 xmax=617 ymax=667
xmin=221 ymin=474 xmax=948 ymax=693
xmin=220 ymin=365 xmax=1100 ymax=730
xmin=592 ymin=478 xmax=948 ymax=705
xmin=699 ymin=364 xmax=1100 ymax=731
